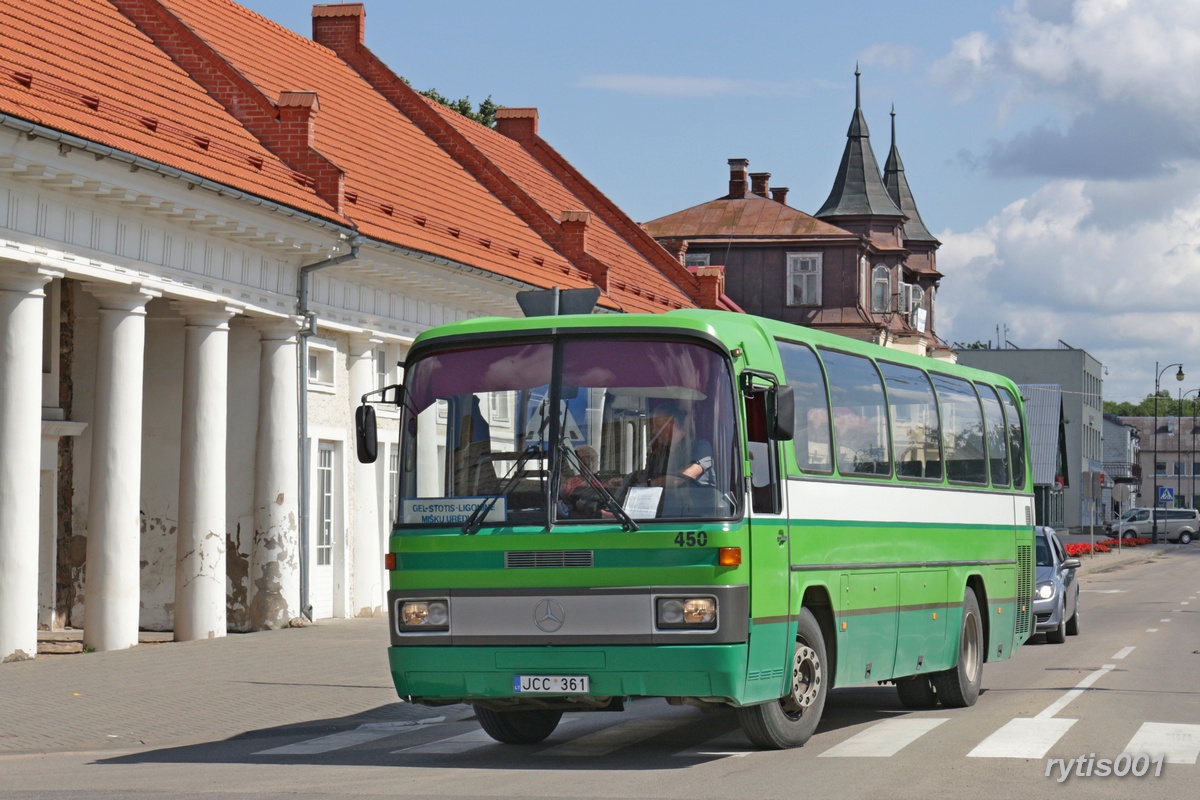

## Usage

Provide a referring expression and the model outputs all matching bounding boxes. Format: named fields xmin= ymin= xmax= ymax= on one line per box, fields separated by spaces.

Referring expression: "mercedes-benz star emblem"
xmin=533 ymin=598 xmax=565 ymax=632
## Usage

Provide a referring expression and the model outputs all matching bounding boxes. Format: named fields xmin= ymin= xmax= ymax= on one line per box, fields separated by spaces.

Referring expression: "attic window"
xmin=685 ymin=253 xmax=710 ymax=267
xmin=787 ymin=253 xmax=822 ymax=307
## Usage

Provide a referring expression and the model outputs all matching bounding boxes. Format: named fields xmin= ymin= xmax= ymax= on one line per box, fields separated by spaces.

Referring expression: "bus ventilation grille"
xmin=1016 ymin=542 xmax=1033 ymax=637
xmin=505 ymin=550 xmax=594 ymax=569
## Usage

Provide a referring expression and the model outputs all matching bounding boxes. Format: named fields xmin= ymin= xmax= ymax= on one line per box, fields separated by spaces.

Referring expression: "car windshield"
xmin=395 ymin=336 xmax=740 ymax=529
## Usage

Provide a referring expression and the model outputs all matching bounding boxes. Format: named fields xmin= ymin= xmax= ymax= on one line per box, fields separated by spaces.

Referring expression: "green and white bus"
xmin=356 ymin=308 xmax=1035 ymax=749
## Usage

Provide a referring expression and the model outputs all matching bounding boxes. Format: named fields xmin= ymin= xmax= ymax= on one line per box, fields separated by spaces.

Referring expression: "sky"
xmin=237 ymin=0 xmax=1200 ymax=403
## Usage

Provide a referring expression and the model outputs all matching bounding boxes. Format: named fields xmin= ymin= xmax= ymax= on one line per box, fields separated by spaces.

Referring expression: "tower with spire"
xmin=642 ymin=67 xmax=948 ymax=358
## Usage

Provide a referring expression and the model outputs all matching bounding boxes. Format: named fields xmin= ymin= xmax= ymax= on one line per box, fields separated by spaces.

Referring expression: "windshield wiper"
xmin=460 ymin=444 xmax=543 ymax=535
xmin=559 ymin=443 xmax=638 ymax=532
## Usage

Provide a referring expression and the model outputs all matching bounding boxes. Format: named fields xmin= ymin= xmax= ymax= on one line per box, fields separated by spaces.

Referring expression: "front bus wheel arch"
xmin=932 ymin=589 xmax=984 ymax=707
xmin=736 ymin=608 xmax=829 ymax=749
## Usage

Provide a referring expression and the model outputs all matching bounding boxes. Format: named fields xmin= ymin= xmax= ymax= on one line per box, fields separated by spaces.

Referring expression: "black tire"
xmin=1180 ymin=531 xmax=1193 ymax=545
xmin=473 ymin=705 xmax=563 ymax=744
xmin=736 ymin=608 xmax=828 ymax=749
xmin=931 ymin=590 xmax=984 ymax=707
xmin=1045 ymin=606 xmax=1067 ymax=644
xmin=1066 ymin=601 xmax=1080 ymax=636
xmin=895 ymin=675 xmax=938 ymax=709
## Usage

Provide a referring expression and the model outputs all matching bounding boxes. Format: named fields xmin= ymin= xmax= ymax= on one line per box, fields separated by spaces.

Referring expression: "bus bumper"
xmin=388 ymin=643 xmax=753 ymax=705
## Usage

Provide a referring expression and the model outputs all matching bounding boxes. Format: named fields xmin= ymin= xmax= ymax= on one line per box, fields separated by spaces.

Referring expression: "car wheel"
xmin=1046 ymin=601 xmax=1067 ymax=644
xmin=1180 ymin=531 xmax=1193 ymax=545
xmin=931 ymin=590 xmax=984 ymax=707
xmin=1066 ymin=599 xmax=1080 ymax=636
xmin=736 ymin=608 xmax=828 ymax=749
xmin=1122 ymin=530 xmax=1135 ymax=540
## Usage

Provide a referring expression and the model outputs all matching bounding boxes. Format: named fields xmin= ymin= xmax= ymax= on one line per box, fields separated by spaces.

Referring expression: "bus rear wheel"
xmin=932 ymin=590 xmax=983 ymax=707
xmin=895 ymin=675 xmax=938 ymax=709
xmin=473 ymin=705 xmax=563 ymax=744
xmin=736 ymin=608 xmax=828 ymax=749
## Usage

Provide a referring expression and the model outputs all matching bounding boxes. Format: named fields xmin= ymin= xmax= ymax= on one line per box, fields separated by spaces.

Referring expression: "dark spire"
xmin=884 ymin=106 xmax=938 ymax=243
xmin=815 ymin=67 xmax=904 ymax=219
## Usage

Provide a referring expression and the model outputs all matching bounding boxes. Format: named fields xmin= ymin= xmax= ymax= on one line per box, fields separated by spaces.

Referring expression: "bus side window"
xmin=746 ymin=391 xmax=781 ymax=514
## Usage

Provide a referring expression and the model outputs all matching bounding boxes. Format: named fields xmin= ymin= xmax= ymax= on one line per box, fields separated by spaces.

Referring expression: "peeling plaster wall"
xmin=68 ymin=285 xmax=98 ymax=627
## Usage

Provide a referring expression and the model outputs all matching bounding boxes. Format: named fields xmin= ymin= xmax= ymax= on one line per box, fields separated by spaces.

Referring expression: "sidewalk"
xmin=0 ymin=617 xmax=452 ymax=756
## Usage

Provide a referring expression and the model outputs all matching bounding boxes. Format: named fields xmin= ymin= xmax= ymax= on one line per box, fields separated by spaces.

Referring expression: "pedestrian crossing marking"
xmin=395 ymin=727 xmax=496 ymax=754
xmin=819 ymin=718 xmax=948 ymax=757
xmin=256 ymin=724 xmax=420 ymax=755
xmin=967 ymin=717 xmax=1078 ymax=759
xmin=1125 ymin=722 xmax=1200 ymax=764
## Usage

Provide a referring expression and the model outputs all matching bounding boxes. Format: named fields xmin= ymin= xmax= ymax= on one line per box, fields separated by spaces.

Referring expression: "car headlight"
xmin=656 ymin=596 xmax=717 ymax=630
xmin=1036 ymin=582 xmax=1056 ymax=601
xmin=397 ymin=599 xmax=449 ymax=632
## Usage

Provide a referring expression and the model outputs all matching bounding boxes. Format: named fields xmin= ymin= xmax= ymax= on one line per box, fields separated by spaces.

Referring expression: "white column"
xmin=0 ymin=266 xmax=53 ymax=662
xmin=248 ymin=317 xmax=302 ymax=630
xmin=172 ymin=301 xmax=237 ymax=641
xmin=348 ymin=335 xmax=382 ymax=617
xmin=82 ymin=283 xmax=157 ymax=652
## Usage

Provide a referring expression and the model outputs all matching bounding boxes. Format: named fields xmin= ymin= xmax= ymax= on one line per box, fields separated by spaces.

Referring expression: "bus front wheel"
xmin=932 ymin=589 xmax=983 ymax=707
xmin=473 ymin=705 xmax=563 ymax=744
xmin=736 ymin=608 xmax=828 ymax=749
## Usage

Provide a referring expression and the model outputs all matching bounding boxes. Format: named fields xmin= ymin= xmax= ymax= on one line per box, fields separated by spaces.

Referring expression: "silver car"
xmin=1033 ymin=526 xmax=1081 ymax=644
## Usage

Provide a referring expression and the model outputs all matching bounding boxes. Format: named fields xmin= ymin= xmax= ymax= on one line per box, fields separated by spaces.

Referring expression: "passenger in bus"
xmin=561 ymin=445 xmax=601 ymax=495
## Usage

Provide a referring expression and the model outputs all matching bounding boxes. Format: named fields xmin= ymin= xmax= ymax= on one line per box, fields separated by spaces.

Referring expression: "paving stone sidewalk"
xmin=0 ymin=617 xmax=451 ymax=756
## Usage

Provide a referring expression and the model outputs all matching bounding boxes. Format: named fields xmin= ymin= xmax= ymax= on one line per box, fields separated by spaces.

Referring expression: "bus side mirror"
xmin=355 ymin=404 xmax=378 ymax=464
xmin=771 ymin=385 xmax=795 ymax=441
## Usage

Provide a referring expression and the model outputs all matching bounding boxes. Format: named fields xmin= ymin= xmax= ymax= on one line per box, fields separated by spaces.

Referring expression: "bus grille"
xmin=505 ymin=550 xmax=594 ymax=568
xmin=1016 ymin=542 xmax=1033 ymax=637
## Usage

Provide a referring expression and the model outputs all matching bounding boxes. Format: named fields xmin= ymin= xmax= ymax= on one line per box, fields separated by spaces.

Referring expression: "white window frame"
xmin=871 ymin=264 xmax=890 ymax=313
xmin=306 ymin=338 xmax=337 ymax=393
xmin=786 ymin=253 xmax=822 ymax=307
xmin=685 ymin=252 xmax=710 ymax=267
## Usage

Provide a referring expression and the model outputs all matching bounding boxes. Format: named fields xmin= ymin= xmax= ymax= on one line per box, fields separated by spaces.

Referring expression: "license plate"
xmin=513 ymin=675 xmax=589 ymax=694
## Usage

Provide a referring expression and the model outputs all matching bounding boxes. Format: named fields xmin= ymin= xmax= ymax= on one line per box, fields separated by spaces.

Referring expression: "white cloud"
xmin=938 ymin=169 xmax=1200 ymax=401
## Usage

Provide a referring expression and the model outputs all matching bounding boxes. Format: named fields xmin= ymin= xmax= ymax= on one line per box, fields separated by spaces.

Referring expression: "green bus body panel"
xmin=384 ymin=310 xmax=1035 ymax=708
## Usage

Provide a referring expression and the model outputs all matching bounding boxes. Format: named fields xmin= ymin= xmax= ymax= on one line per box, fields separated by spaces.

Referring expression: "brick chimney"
xmin=771 ymin=186 xmax=789 ymax=205
xmin=750 ymin=172 xmax=770 ymax=197
xmin=495 ymin=108 xmax=539 ymax=147
xmin=560 ymin=210 xmax=590 ymax=257
xmin=728 ymin=158 xmax=749 ymax=199
xmin=312 ymin=3 xmax=365 ymax=49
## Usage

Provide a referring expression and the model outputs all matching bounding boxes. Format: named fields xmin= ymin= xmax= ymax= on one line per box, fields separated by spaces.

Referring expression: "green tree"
xmin=1104 ymin=391 xmax=1188 ymax=417
xmin=416 ymin=86 xmax=498 ymax=128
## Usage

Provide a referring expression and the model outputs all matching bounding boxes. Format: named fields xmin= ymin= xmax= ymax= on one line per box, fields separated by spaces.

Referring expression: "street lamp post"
xmin=1152 ymin=361 xmax=1185 ymax=544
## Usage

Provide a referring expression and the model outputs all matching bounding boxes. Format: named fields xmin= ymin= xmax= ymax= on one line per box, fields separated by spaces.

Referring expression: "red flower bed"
xmin=1063 ymin=537 xmax=1152 ymax=557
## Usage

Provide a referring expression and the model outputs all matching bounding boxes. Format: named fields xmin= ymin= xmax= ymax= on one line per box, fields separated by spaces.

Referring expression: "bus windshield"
xmin=397 ymin=337 xmax=740 ymax=529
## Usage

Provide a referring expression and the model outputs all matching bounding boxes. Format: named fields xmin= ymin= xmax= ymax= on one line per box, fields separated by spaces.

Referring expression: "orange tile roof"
xmin=422 ymin=99 xmax=696 ymax=314
xmin=154 ymin=0 xmax=605 ymax=298
xmin=0 ymin=0 xmax=339 ymax=222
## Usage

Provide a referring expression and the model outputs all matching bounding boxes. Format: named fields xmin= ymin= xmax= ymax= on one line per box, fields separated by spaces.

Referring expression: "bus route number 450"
xmin=514 ymin=675 xmax=590 ymax=694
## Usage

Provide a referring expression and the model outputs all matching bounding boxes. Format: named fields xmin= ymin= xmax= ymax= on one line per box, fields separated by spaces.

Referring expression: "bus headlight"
xmin=656 ymin=597 xmax=717 ymax=630
xmin=398 ymin=599 xmax=450 ymax=631
xmin=1036 ymin=582 xmax=1056 ymax=601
